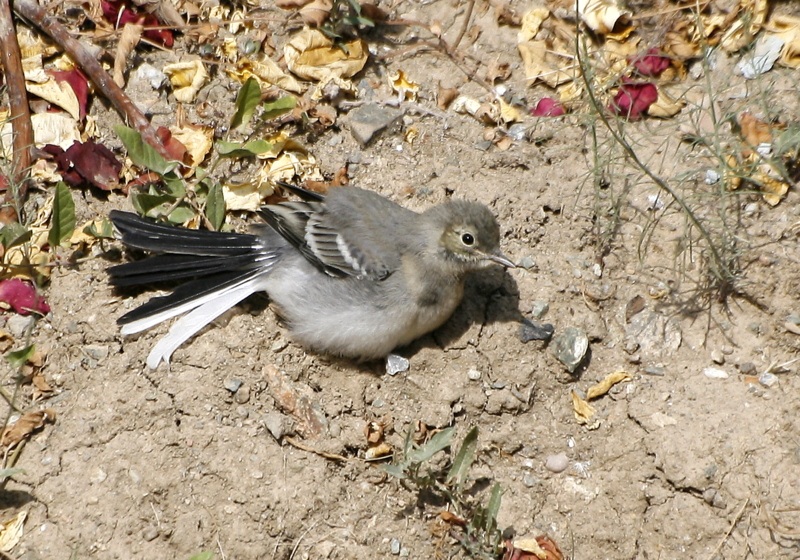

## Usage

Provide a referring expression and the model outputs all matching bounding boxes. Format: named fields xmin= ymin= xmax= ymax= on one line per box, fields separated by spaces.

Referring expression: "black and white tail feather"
xmin=109 ymin=210 xmax=282 ymax=369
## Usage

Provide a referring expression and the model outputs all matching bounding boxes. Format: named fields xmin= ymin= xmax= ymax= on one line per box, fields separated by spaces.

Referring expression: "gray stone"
xmin=7 ymin=314 xmax=35 ymax=338
xmin=263 ymin=412 xmax=286 ymax=440
xmin=386 ymin=354 xmax=409 ymax=376
xmin=224 ymin=378 xmax=243 ymax=393
xmin=530 ymin=301 xmax=549 ymax=318
xmin=550 ymin=327 xmax=589 ymax=373
xmin=519 ymin=318 xmax=554 ymax=343
xmin=347 ymin=104 xmax=402 ymax=145
xmin=83 ymin=344 xmax=109 ymax=362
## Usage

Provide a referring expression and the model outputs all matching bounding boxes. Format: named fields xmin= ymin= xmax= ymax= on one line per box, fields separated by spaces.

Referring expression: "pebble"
xmin=234 ymin=385 xmax=250 ymax=404
xmin=710 ymin=350 xmax=725 ymax=365
xmin=386 ymin=354 xmax=409 ymax=376
xmin=703 ymin=367 xmax=729 ymax=379
xmin=224 ymin=378 xmax=243 ymax=393
xmin=518 ymin=256 xmax=536 ymax=270
xmin=83 ymin=344 xmax=109 ymax=362
xmin=7 ymin=314 xmax=35 ymax=338
xmin=530 ymin=301 xmax=549 ymax=319
xmin=643 ymin=365 xmax=666 ymax=376
xmin=467 ymin=368 xmax=482 ymax=381
xmin=702 ymin=488 xmax=727 ymax=509
xmin=390 ymin=538 xmax=401 ymax=555
xmin=347 ymin=103 xmax=402 ymax=145
xmin=758 ymin=372 xmax=778 ymax=387
xmin=263 ymin=412 xmax=286 ymax=440
xmin=518 ymin=318 xmax=554 ymax=343
xmin=737 ymin=362 xmax=757 ymax=375
xmin=550 ymin=327 xmax=589 ymax=373
xmin=142 ymin=526 xmax=159 ymax=542
xmin=522 ymin=473 xmax=538 ymax=487
xmin=545 ymin=452 xmax=569 ymax=473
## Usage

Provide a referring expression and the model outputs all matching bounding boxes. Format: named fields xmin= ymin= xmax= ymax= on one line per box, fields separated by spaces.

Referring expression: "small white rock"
xmin=545 ymin=452 xmax=569 ymax=473
xmin=703 ymin=367 xmax=729 ymax=379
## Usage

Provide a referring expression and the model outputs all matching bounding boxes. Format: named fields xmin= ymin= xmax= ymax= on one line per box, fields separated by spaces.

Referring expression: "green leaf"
xmin=381 ymin=464 xmax=407 ymax=480
xmin=262 ymin=95 xmax=297 ymax=121
xmin=407 ymin=427 xmax=454 ymax=464
xmin=162 ymin=175 xmax=187 ymax=198
xmin=446 ymin=426 xmax=478 ymax=488
xmin=83 ymin=217 xmax=115 ymax=239
xmin=167 ymin=206 xmax=195 ymax=224
xmin=0 ymin=222 xmax=32 ymax=249
xmin=131 ymin=192 xmax=175 ymax=217
xmin=115 ymin=125 xmax=179 ymax=175
xmin=485 ymin=483 xmax=502 ymax=526
xmin=6 ymin=344 xmax=35 ymax=369
xmin=48 ymin=182 xmax=76 ymax=247
xmin=205 ymin=182 xmax=226 ymax=231
xmin=0 ymin=468 xmax=25 ymax=482
xmin=188 ymin=553 xmax=214 ymax=560
xmin=216 ymin=139 xmax=273 ymax=158
xmin=230 ymin=77 xmax=262 ymax=130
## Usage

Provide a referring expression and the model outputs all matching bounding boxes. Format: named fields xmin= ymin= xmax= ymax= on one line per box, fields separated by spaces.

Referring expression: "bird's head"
xmin=429 ymin=201 xmax=515 ymax=270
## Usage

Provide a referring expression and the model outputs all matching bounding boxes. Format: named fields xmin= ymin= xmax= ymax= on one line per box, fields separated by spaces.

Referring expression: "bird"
xmin=108 ymin=184 xmax=514 ymax=369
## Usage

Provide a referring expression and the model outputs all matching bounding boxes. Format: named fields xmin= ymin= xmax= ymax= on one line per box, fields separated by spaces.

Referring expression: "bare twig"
xmin=13 ymin=0 xmax=170 ymax=160
xmin=0 ymin=0 xmax=33 ymax=220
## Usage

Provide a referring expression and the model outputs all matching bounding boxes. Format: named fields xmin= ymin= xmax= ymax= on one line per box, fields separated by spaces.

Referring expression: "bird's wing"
xmin=258 ymin=187 xmax=409 ymax=280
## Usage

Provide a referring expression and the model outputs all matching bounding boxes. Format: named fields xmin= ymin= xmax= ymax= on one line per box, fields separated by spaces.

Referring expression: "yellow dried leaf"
xmin=163 ymin=60 xmax=209 ymax=103
xmin=364 ymin=442 xmax=393 ymax=461
xmin=577 ymin=0 xmax=631 ymax=35
xmin=284 ymin=28 xmax=368 ymax=83
xmin=0 ymin=510 xmax=26 ymax=553
xmin=518 ymin=40 xmax=574 ymax=88
xmin=222 ymin=181 xmax=275 ymax=212
xmin=220 ymin=37 xmax=238 ymax=62
xmin=517 ymin=8 xmax=550 ymax=43
xmin=571 ymin=390 xmax=596 ymax=424
xmin=754 ymin=165 xmax=789 ymax=206
xmin=497 ymin=97 xmax=523 ymax=124
xmin=766 ymin=15 xmax=800 ymax=68
xmin=3 ymin=229 xmax=52 ymax=279
xmin=647 ymin=89 xmax=685 ymax=118
xmin=586 ymin=371 xmax=631 ymax=400
xmin=25 ymin=77 xmax=80 ymax=120
xmin=719 ymin=0 xmax=768 ymax=53
xmin=170 ymin=122 xmax=214 ymax=168
xmin=228 ymin=55 xmax=304 ymax=93
xmin=389 ymin=70 xmax=419 ymax=101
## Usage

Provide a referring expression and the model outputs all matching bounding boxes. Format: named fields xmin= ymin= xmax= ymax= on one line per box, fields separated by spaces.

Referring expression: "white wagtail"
xmin=109 ymin=184 xmax=514 ymax=368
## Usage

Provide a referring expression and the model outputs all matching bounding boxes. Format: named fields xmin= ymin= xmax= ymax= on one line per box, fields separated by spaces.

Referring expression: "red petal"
xmin=0 ymin=279 xmax=50 ymax=315
xmin=531 ymin=97 xmax=566 ymax=117
xmin=631 ymin=48 xmax=671 ymax=77
xmin=50 ymin=69 xmax=90 ymax=120
xmin=610 ymin=82 xmax=658 ymax=120
xmin=64 ymin=140 xmax=123 ymax=190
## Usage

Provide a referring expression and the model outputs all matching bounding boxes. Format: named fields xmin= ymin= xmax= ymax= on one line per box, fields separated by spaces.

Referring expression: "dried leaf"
xmin=284 ymin=28 xmax=368 ymax=84
xmin=228 ymin=55 xmax=304 ymax=93
xmin=647 ymin=88 xmax=685 ymax=118
xmin=577 ymin=0 xmax=631 ymax=35
xmin=389 ymin=70 xmax=419 ymax=101
xmin=0 ymin=510 xmax=26 ymax=553
xmin=531 ymin=97 xmax=565 ymax=117
xmin=571 ymin=390 xmax=595 ymax=424
xmin=114 ymin=23 xmax=143 ymax=87
xmin=264 ymin=364 xmax=327 ymax=438
xmin=163 ymin=60 xmax=209 ymax=103
xmin=586 ymin=371 xmax=631 ymax=400
xmin=300 ymin=0 xmax=332 ymax=27
xmin=1 ymin=409 xmax=56 ymax=449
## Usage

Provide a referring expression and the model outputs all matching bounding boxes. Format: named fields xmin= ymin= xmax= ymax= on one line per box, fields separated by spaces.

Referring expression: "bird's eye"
xmin=461 ymin=233 xmax=475 ymax=246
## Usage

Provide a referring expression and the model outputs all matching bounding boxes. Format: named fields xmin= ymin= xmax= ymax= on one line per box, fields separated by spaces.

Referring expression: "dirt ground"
xmin=2 ymin=1 xmax=800 ymax=559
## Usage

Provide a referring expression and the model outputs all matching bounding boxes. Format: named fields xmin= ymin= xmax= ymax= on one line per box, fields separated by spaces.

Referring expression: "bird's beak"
xmin=487 ymin=251 xmax=516 ymax=268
